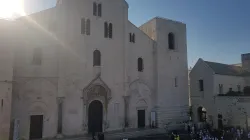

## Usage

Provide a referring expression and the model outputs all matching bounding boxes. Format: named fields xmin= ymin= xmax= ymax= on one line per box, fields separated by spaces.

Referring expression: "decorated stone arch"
xmin=82 ymin=75 xmax=111 ymax=132
xmin=126 ymin=79 xmax=152 ymax=128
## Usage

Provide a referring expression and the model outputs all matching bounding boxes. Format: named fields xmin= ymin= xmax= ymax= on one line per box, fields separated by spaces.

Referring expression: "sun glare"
xmin=0 ymin=0 xmax=25 ymax=19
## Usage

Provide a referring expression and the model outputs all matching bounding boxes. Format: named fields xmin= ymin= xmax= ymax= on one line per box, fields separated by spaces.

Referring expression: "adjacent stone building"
xmin=190 ymin=53 xmax=250 ymax=129
xmin=0 ymin=0 xmax=189 ymax=139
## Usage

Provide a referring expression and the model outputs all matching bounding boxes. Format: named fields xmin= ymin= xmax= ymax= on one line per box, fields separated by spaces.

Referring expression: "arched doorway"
xmin=197 ymin=106 xmax=207 ymax=122
xmin=88 ymin=100 xmax=103 ymax=133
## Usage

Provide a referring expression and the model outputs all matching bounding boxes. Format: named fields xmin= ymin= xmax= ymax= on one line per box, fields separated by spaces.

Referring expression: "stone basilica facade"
xmin=0 ymin=0 xmax=189 ymax=139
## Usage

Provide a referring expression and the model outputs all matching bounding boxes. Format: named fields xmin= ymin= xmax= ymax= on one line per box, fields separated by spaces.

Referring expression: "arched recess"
xmin=126 ymin=80 xmax=152 ymax=128
xmin=15 ymin=78 xmax=57 ymax=139
xmin=197 ymin=106 xmax=207 ymax=122
xmin=82 ymin=75 xmax=111 ymax=106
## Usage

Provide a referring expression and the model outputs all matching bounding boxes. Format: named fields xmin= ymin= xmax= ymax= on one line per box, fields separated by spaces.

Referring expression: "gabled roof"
xmin=204 ymin=61 xmax=250 ymax=77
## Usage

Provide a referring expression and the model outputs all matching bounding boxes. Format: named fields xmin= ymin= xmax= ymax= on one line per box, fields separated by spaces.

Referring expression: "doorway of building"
xmin=197 ymin=106 xmax=207 ymax=122
xmin=88 ymin=100 xmax=103 ymax=133
xmin=138 ymin=110 xmax=145 ymax=128
xmin=29 ymin=115 xmax=43 ymax=139
xmin=218 ymin=114 xmax=223 ymax=129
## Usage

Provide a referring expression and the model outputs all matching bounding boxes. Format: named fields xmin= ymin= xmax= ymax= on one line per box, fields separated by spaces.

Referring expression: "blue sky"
xmin=24 ymin=0 xmax=250 ymax=67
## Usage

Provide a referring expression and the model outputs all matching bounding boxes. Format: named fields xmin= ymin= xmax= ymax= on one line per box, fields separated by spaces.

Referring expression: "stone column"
xmin=57 ymin=97 xmax=64 ymax=137
xmin=123 ymin=96 xmax=130 ymax=127
xmin=82 ymin=99 xmax=88 ymax=132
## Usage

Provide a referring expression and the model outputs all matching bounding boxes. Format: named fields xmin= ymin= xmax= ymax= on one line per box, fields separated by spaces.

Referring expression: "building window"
xmin=104 ymin=22 xmax=108 ymax=38
xmin=129 ymin=33 xmax=135 ymax=43
xmin=219 ymin=84 xmax=223 ymax=94
xmin=229 ymin=88 xmax=233 ymax=92
xmin=138 ymin=57 xmax=143 ymax=72
xmin=199 ymin=80 xmax=204 ymax=91
xmin=81 ymin=18 xmax=90 ymax=35
xmin=237 ymin=85 xmax=241 ymax=92
xmin=168 ymin=32 xmax=175 ymax=50
xmin=86 ymin=19 xmax=91 ymax=35
xmin=93 ymin=50 xmax=101 ymax=66
xmin=175 ymin=77 xmax=178 ymax=87
xmin=32 ymin=48 xmax=42 ymax=65
xmin=104 ymin=22 xmax=113 ymax=39
xmin=81 ymin=18 xmax=85 ymax=34
xmin=93 ymin=2 xmax=97 ymax=16
xmin=93 ymin=2 xmax=102 ymax=17
xmin=98 ymin=4 xmax=102 ymax=17
xmin=108 ymin=23 xmax=113 ymax=39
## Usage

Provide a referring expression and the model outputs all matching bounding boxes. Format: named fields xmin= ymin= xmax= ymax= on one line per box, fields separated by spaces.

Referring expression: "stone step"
xmin=104 ymin=128 xmax=165 ymax=140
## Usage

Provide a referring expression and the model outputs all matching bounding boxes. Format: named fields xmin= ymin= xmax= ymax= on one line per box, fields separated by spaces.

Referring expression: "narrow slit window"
xmin=108 ymin=23 xmax=113 ymax=38
xmin=138 ymin=58 xmax=143 ymax=72
xmin=98 ymin=4 xmax=102 ymax=17
xmin=104 ymin=22 xmax=108 ymax=38
xmin=86 ymin=19 xmax=90 ymax=35
xmin=93 ymin=2 xmax=97 ymax=16
xmin=168 ymin=32 xmax=175 ymax=50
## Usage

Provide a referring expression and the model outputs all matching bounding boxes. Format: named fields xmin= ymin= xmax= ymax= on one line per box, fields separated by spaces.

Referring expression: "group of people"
xmin=186 ymin=124 xmax=250 ymax=140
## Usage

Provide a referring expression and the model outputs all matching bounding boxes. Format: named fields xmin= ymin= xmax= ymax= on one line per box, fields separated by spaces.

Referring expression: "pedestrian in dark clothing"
xmin=188 ymin=125 xmax=191 ymax=134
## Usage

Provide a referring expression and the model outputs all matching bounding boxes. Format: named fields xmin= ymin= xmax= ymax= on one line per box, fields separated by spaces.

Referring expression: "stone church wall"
xmin=0 ymin=0 xmax=189 ymax=139
xmin=0 ymin=20 xmax=15 ymax=140
xmin=126 ymin=21 xmax=155 ymax=128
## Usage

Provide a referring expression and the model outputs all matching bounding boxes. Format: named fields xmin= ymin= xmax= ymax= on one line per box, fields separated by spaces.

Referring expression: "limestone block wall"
xmin=0 ymin=19 xmax=14 ymax=140
xmin=154 ymin=18 xmax=189 ymax=127
xmin=215 ymin=96 xmax=250 ymax=129
xmin=213 ymin=74 xmax=245 ymax=95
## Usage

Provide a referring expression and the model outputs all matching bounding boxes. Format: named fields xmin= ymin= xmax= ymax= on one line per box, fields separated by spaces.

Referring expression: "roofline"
xmin=214 ymin=73 xmax=246 ymax=77
xmin=190 ymin=58 xmax=215 ymax=76
xmin=128 ymin=20 xmax=156 ymax=43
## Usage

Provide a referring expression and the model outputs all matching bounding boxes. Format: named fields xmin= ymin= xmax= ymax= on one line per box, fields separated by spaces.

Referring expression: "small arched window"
xmin=132 ymin=33 xmax=135 ymax=43
xmin=98 ymin=4 xmax=102 ymax=17
xmin=86 ymin=19 xmax=90 ymax=35
xmin=93 ymin=2 xmax=97 ymax=16
xmin=93 ymin=50 xmax=101 ymax=66
xmin=138 ymin=57 xmax=143 ymax=72
xmin=108 ymin=23 xmax=113 ymax=38
xmin=168 ymin=32 xmax=175 ymax=50
xmin=104 ymin=22 xmax=108 ymax=38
